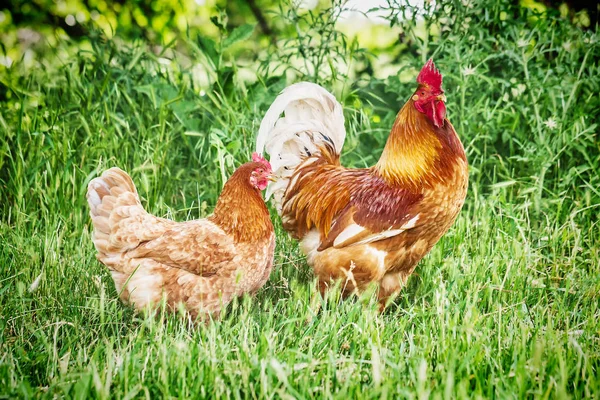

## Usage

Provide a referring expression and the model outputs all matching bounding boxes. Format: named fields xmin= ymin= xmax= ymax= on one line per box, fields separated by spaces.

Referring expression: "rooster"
xmin=86 ymin=153 xmax=275 ymax=321
xmin=256 ymin=60 xmax=468 ymax=309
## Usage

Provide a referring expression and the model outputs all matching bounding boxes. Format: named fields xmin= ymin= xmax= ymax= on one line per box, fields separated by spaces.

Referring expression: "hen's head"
xmin=413 ymin=59 xmax=447 ymax=128
xmin=212 ymin=152 xmax=274 ymax=241
xmin=248 ymin=152 xmax=273 ymax=191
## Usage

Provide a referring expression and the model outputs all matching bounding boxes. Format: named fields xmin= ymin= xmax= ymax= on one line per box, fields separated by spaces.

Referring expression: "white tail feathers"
xmin=255 ymin=82 xmax=346 ymax=211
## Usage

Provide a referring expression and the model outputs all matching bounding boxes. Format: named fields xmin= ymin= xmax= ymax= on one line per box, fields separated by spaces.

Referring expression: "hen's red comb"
xmin=417 ymin=59 xmax=443 ymax=91
xmin=252 ymin=152 xmax=271 ymax=170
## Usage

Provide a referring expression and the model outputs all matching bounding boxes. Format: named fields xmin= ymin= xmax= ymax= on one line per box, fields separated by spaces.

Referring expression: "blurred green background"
xmin=1 ymin=0 xmax=596 ymax=76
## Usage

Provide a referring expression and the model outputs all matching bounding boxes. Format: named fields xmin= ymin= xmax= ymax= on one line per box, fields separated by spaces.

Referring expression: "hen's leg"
xmin=377 ymin=272 xmax=409 ymax=312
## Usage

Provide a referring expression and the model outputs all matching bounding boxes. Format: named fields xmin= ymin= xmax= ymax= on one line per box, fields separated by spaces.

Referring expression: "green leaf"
xmin=222 ymin=24 xmax=255 ymax=50
xmin=134 ymin=84 xmax=157 ymax=108
xmin=210 ymin=16 xmax=225 ymax=32
xmin=490 ymin=180 xmax=517 ymax=189
xmin=226 ymin=139 xmax=241 ymax=153
xmin=197 ymin=35 xmax=218 ymax=67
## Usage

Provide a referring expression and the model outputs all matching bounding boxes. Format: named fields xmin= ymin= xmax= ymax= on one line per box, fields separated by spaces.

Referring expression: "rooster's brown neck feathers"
xmin=375 ymin=99 xmax=465 ymax=191
xmin=210 ymin=164 xmax=273 ymax=242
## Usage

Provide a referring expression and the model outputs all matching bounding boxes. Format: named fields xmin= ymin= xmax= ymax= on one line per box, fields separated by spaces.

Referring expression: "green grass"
xmin=1 ymin=1 xmax=599 ymax=398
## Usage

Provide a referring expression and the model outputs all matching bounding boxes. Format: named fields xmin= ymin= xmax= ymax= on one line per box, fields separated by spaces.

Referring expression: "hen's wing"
xmin=127 ymin=220 xmax=237 ymax=277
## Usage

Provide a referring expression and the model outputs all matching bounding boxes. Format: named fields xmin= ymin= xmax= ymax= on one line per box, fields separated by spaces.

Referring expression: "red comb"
xmin=416 ymin=59 xmax=443 ymax=91
xmin=252 ymin=152 xmax=271 ymax=169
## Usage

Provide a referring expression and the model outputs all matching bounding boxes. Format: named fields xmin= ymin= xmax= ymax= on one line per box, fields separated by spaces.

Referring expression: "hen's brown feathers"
xmin=87 ymin=168 xmax=175 ymax=261
xmin=86 ymin=165 xmax=275 ymax=321
xmin=129 ymin=222 xmax=237 ymax=276
xmin=210 ymin=163 xmax=273 ymax=243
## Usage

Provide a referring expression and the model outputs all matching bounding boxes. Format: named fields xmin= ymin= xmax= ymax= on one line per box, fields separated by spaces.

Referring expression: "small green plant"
xmin=259 ymin=0 xmax=367 ymax=88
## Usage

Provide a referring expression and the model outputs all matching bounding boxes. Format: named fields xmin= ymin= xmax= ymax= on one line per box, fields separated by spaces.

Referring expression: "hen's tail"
xmin=86 ymin=168 xmax=171 ymax=266
xmin=255 ymin=82 xmax=346 ymax=211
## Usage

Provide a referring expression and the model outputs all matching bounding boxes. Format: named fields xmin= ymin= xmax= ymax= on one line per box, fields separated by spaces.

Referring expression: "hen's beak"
xmin=436 ymin=94 xmax=447 ymax=102
xmin=267 ymin=176 xmax=277 ymax=182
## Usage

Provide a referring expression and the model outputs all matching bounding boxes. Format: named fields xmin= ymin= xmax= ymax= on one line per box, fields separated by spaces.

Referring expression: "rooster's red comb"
xmin=417 ymin=59 xmax=443 ymax=91
xmin=252 ymin=152 xmax=271 ymax=170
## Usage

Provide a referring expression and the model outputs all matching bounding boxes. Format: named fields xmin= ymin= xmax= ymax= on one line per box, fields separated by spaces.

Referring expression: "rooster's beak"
xmin=437 ymin=94 xmax=447 ymax=102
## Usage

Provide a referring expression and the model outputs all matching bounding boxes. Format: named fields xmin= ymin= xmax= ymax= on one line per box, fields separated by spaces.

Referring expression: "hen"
xmin=86 ymin=154 xmax=275 ymax=321
xmin=256 ymin=60 xmax=468 ymax=309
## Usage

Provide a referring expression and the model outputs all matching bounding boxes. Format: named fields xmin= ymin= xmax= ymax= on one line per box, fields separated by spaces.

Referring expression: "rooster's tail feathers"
xmin=255 ymin=82 xmax=346 ymax=209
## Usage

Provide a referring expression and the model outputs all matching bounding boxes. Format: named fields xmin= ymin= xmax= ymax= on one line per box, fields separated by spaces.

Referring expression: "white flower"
xmin=530 ymin=279 xmax=546 ymax=288
xmin=562 ymin=41 xmax=573 ymax=52
xmin=517 ymin=38 xmax=529 ymax=47
xmin=462 ymin=65 xmax=476 ymax=76
xmin=298 ymin=0 xmax=318 ymax=9
xmin=511 ymin=83 xmax=526 ymax=98
xmin=0 ymin=55 xmax=12 ymax=68
xmin=544 ymin=117 xmax=558 ymax=130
